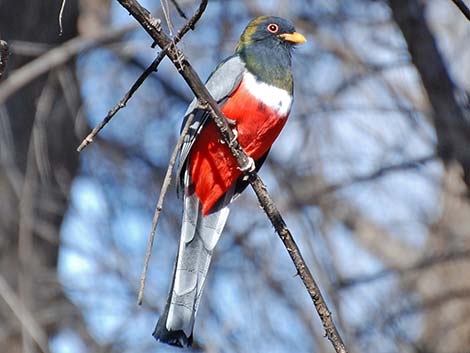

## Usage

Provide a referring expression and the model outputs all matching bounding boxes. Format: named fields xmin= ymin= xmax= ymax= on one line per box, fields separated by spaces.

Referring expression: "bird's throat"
xmin=240 ymin=45 xmax=293 ymax=93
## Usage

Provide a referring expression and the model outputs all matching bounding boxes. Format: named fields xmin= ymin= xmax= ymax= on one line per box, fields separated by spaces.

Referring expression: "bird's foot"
xmin=225 ymin=117 xmax=237 ymax=126
xmin=228 ymin=128 xmax=238 ymax=146
xmin=219 ymin=128 xmax=238 ymax=146
xmin=239 ymin=156 xmax=256 ymax=173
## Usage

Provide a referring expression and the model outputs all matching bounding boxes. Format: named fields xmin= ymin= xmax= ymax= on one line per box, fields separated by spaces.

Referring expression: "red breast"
xmin=189 ymin=75 xmax=291 ymax=215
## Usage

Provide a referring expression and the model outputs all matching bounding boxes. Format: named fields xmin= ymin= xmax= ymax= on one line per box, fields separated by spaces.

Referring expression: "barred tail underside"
xmin=153 ymin=189 xmax=231 ymax=347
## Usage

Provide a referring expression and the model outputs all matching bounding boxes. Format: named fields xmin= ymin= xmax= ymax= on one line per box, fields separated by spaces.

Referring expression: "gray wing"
xmin=176 ymin=54 xmax=245 ymax=194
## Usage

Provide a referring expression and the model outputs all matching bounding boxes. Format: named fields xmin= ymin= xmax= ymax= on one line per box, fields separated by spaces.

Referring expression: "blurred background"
xmin=1 ymin=0 xmax=470 ymax=352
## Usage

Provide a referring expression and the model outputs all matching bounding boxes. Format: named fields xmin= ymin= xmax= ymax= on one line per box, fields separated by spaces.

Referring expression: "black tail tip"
xmin=153 ymin=325 xmax=193 ymax=348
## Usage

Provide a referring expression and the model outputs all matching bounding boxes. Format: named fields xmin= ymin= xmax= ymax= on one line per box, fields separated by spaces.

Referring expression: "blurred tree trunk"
xmin=413 ymin=164 xmax=470 ymax=353
xmin=389 ymin=1 xmax=470 ymax=351
xmin=0 ymin=0 xmax=105 ymax=352
xmin=389 ymin=0 xmax=470 ymax=186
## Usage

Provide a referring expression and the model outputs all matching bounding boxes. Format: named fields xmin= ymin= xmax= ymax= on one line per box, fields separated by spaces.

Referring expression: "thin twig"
xmin=76 ymin=51 xmax=165 ymax=152
xmin=115 ymin=1 xmax=348 ymax=352
xmin=58 ymin=0 xmax=67 ymax=35
xmin=170 ymin=0 xmax=187 ymax=19
xmin=137 ymin=112 xmax=195 ymax=305
xmin=314 ymin=154 xmax=436 ymax=198
xmin=338 ymin=248 xmax=470 ymax=288
xmin=136 ymin=0 xmax=209 ymax=304
xmin=0 ymin=39 xmax=8 ymax=80
xmin=77 ymin=0 xmax=207 ymax=152
xmin=160 ymin=0 xmax=174 ymax=35
xmin=451 ymin=0 xmax=470 ymax=22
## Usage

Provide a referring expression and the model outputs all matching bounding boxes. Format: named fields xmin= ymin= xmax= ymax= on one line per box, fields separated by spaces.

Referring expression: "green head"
xmin=236 ymin=16 xmax=306 ymax=92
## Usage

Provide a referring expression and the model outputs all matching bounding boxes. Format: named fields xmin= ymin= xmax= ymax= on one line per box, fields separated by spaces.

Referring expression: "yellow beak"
xmin=279 ymin=32 xmax=307 ymax=44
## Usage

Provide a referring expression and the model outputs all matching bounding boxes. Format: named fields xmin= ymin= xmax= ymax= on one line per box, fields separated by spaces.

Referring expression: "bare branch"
xmin=77 ymin=0 xmax=208 ymax=152
xmin=76 ymin=50 xmax=165 ymax=152
xmin=451 ymin=0 xmax=470 ymax=22
xmin=356 ymin=289 xmax=470 ymax=338
xmin=0 ymin=275 xmax=51 ymax=353
xmin=58 ymin=0 xmax=66 ymax=35
xmin=114 ymin=0 xmax=348 ymax=352
xmin=315 ymin=154 xmax=436 ymax=198
xmin=8 ymin=41 xmax=51 ymax=57
xmin=160 ymin=0 xmax=175 ymax=35
xmin=0 ymin=24 xmax=135 ymax=105
xmin=135 ymin=1 xmax=209 ymax=304
xmin=170 ymin=0 xmax=187 ymax=19
xmin=338 ymin=248 xmax=470 ymax=288
xmin=0 ymin=39 xmax=8 ymax=80
xmin=137 ymin=112 xmax=195 ymax=305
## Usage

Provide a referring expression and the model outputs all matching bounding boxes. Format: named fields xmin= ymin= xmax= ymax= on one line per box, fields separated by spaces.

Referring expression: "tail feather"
xmin=154 ymin=181 xmax=232 ymax=347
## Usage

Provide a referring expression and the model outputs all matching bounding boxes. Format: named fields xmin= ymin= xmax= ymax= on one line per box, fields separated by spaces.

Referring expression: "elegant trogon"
xmin=153 ymin=16 xmax=306 ymax=347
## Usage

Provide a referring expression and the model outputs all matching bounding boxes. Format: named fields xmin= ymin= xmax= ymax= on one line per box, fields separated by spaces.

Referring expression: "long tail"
xmin=153 ymin=188 xmax=231 ymax=347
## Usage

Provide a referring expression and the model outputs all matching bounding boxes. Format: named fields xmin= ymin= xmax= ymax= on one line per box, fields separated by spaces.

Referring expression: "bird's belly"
xmin=189 ymin=78 xmax=290 ymax=215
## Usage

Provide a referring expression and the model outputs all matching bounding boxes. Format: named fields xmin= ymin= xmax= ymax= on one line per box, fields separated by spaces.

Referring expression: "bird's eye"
xmin=267 ymin=23 xmax=279 ymax=33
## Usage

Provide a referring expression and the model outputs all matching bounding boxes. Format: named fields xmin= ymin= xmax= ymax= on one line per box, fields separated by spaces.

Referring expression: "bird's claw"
xmin=229 ymin=129 xmax=238 ymax=145
xmin=226 ymin=117 xmax=237 ymax=126
xmin=219 ymin=128 xmax=238 ymax=145
xmin=239 ymin=156 xmax=256 ymax=173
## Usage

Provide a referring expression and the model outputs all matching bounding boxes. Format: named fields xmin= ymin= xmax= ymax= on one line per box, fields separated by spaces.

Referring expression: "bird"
xmin=153 ymin=15 xmax=306 ymax=347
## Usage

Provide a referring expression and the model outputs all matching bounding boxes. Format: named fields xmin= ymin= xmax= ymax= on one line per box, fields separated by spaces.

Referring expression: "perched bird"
xmin=153 ymin=15 xmax=306 ymax=347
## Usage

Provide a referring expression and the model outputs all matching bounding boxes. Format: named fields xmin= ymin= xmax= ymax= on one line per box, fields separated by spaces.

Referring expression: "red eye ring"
xmin=267 ymin=23 xmax=279 ymax=33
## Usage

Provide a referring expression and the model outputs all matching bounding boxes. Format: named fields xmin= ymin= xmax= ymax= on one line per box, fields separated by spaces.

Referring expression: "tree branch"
xmin=137 ymin=112 xmax=195 ymax=305
xmin=0 ymin=275 xmax=51 ymax=353
xmin=114 ymin=0 xmax=348 ymax=352
xmin=334 ymin=154 xmax=435 ymax=194
xmin=0 ymin=24 xmax=135 ymax=105
xmin=451 ymin=0 xmax=470 ymax=22
xmin=0 ymin=39 xmax=8 ymax=80
xmin=337 ymin=248 xmax=470 ymax=288
xmin=170 ymin=0 xmax=187 ymax=19
xmin=58 ymin=0 xmax=67 ymax=35
xmin=77 ymin=0 xmax=208 ymax=152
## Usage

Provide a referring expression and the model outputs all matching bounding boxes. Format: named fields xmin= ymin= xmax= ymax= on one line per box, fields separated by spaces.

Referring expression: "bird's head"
xmin=236 ymin=16 xmax=306 ymax=53
xmin=235 ymin=16 xmax=305 ymax=91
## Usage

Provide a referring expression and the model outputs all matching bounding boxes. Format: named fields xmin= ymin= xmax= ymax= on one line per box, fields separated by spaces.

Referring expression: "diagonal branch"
xmin=137 ymin=112 xmax=195 ymax=305
xmin=114 ymin=0 xmax=348 ymax=352
xmin=169 ymin=0 xmax=187 ymax=19
xmin=76 ymin=50 xmax=167 ymax=152
xmin=0 ymin=275 xmax=51 ymax=353
xmin=451 ymin=0 xmax=470 ymax=22
xmin=77 ymin=0 xmax=208 ymax=152
xmin=0 ymin=39 xmax=8 ymax=80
